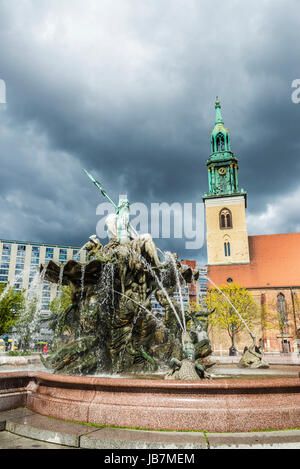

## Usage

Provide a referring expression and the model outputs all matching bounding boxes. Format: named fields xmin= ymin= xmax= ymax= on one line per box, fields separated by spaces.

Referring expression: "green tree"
xmin=49 ymin=286 xmax=71 ymax=316
xmin=206 ymin=282 xmax=259 ymax=348
xmin=48 ymin=286 xmax=72 ymax=334
xmin=0 ymin=283 xmax=25 ymax=336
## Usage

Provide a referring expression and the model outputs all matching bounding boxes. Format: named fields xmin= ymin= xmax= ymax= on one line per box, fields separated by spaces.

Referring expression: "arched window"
xmin=211 ymin=137 xmax=215 ymax=153
xmin=216 ymin=133 xmax=225 ymax=152
xmin=219 ymin=208 xmax=232 ymax=229
xmin=224 ymin=242 xmax=231 ymax=257
xmin=277 ymin=293 xmax=288 ymax=330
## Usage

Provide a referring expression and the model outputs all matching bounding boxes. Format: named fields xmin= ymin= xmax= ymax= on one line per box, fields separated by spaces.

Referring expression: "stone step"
xmin=0 ymin=408 xmax=95 ymax=447
xmin=0 ymin=431 xmax=72 ymax=449
xmin=0 ymin=408 xmax=300 ymax=449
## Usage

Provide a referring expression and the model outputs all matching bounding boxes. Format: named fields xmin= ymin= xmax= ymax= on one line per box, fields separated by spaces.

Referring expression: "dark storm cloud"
xmin=0 ymin=0 xmax=300 ymax=263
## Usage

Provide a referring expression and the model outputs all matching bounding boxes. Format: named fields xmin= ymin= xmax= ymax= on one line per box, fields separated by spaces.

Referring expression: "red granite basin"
xmin=1 ymin=371 xmax=299 ymax=432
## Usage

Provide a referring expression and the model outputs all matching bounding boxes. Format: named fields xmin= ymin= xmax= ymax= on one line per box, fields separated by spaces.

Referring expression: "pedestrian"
xmin=42 ymin=344 xmax=48 ymax=357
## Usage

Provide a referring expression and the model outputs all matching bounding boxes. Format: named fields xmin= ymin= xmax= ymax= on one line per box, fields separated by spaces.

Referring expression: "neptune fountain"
xmin=39 ymin=171 xmax=214 ymax=378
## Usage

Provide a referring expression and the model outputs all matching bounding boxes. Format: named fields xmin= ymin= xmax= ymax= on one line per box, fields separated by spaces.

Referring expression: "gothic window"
xmin=216 ymin=133 xmax=225 ymax=151
xmin=224 ymin=242 xmax=231 ymax=257
xmin=277 ymin=293 xmax=288 ymax=331
xmin=211 ymin=137 xmax=215 ymax=153
xmin=219 ymin=208 xmax=232 ymax=229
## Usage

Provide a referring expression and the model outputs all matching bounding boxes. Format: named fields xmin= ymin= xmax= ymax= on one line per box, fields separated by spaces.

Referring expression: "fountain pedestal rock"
xmin=40 ymin=236 xmax=209 ymax=377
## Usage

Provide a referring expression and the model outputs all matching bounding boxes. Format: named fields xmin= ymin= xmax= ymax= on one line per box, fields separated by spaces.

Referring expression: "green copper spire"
xmin=203 ymin=98 xmax=246 ymax=201
xmin=215 ymin=96 xmax=224 ymax=125
xmin=211 ymin=96 xmax=231 ymax=154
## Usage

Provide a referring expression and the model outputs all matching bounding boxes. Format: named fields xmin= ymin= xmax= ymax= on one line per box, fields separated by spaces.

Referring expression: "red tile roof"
xmin=207 ymin=233 xmax=300 ymax=288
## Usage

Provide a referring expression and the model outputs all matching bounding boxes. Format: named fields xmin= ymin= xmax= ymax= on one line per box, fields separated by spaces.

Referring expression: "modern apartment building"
xmin=0 ymin=239 xmax=87 ymax=340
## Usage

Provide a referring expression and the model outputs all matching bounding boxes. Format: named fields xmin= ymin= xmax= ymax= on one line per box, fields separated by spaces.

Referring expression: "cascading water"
xmin=96 ymin=262 xmax=115 ymax=316
xmin=15 ymin=269 xmax=46 ymax=350
xmin=113 ymin=289 xmax=166 ymax=330
xmin=58 ymin=265 xmax=64 ymax=290
xmin=0 ymin=268 xmax=29 ymax=301
xmin=80 ymin=264 xmax=86 ymax=303
xmin=96 ymin=242 xmax=185 ymax=332
xmin=123 ymin=246 xmax=185 ymax=331
xmin=165 ymin=251 xmax=186 ymax=331
xmin=56 ymin=264 xmax=64 ymax=311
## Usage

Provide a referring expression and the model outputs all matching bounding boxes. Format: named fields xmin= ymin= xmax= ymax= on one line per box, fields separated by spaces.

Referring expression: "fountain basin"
xmin=1 ymin=371 xmax=299 ymax=432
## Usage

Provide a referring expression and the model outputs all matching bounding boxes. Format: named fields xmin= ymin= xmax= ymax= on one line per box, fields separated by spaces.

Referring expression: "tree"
xmin=265 ymin=291 xmax=300 ymax=351
xmin=206 ymin=282 xmax=259 ymax=348
xmin=48 ymin=286 xmax=72 ymax=335
xmin=49 ymin=286 xmax=71 ymax=316
xmin=0 ymin=283 xmax=25 ymax=336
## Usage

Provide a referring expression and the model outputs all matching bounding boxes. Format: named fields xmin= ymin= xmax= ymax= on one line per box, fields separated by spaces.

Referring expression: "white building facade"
xmin=0 ymin=239 xmax=87 ymax=342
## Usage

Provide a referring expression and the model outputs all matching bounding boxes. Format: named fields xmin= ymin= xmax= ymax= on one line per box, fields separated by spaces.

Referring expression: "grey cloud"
xmin=0 ymin=0 xmax=300 ymax=264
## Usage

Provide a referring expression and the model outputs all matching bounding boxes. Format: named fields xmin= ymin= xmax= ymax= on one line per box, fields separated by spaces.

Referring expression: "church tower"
xmin=203 ymin=98 xmax=250 ymax=265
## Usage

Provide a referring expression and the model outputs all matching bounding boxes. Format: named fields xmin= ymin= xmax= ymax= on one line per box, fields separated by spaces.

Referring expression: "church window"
xmin=224 ymin=242 xmax=231 ymax=257
xmin=220 ymin=208 xmax=232 ymax=229
xmin=277 ymin=293 xmax=288 ymax=331
xmin=216 ymin=133 xmax=225 ymax=151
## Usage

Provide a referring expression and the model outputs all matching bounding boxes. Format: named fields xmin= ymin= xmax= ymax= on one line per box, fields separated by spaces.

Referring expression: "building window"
xmin=45 ymin=248 xmax=54 ymax=260
xmin=220 ymin=208 xmax=232 ymax=229
xmin=31 ymin=246 xmax=40 ymax=261
xmin=211 ymin=137 xmax=215 ymax=153
xmin=277 ymin=293 xmax=288 ymax=332
xmin=216 ymin=132 xmax=225 ymax=152
xmin=72 ymin=250 xmax=80 ymax=261
xmin=2 ymin=243 xmax=11 ymax=279
xmin=224 ymin=242 xmax=231 ymax=257
xmin=59 ymin=249 xmax=68 ymax=264
xmin=0 ymin=269 xmax=9 ymax=275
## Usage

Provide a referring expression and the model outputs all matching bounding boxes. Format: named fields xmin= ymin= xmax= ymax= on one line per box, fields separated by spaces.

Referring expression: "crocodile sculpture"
xmin=238 ymin=343 xmax=269 ymax=369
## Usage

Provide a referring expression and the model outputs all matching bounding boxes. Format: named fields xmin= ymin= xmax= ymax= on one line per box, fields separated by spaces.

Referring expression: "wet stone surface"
xmin=0 ymin=431 xmax=72 ymax=449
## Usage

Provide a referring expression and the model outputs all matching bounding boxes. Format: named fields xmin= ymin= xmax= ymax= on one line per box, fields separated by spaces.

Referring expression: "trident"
xmin=83 ymin=169 xmax=139 ymax=238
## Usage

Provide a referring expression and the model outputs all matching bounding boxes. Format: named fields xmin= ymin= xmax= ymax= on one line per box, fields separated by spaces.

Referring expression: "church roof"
xmin=207 ymin=233 xmax=300 ymax=289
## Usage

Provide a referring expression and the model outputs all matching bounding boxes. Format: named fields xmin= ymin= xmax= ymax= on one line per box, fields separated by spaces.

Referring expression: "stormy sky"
xmin=0 ymin=0 xmax=300 ymax=264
